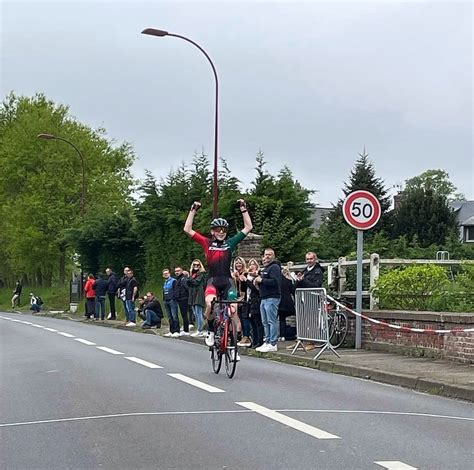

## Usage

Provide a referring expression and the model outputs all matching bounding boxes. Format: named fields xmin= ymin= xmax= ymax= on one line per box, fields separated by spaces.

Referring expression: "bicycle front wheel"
xmin=211 ymin=346 xmax=222 ymax=374
xmin=224 ymin=321 xmax=238 ymax=379
xmin=329 ymin=311 xmax=348 ymax=349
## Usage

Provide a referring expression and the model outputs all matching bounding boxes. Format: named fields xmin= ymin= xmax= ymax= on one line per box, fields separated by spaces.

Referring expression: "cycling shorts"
xmin=205 ymin=277 xmax=238 ymax=300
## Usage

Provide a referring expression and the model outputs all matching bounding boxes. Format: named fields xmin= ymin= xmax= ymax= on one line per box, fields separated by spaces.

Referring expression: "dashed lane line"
xmin=236 ymin=402 xmax=340 ymax=440
xmin=167 ymin=373 xmax=225 ymax=393
xmin=125 ymin=357 xmax=163 ymax=369
xmin=57 ymin=332 xmax=75 ymax=338
xmin=96 ymin=346 xmax=124 ymax=355
xmin=74 ymin=338 xmax=96 ymax=346
xmin=375 ymin=462 xmax=418 ymax=470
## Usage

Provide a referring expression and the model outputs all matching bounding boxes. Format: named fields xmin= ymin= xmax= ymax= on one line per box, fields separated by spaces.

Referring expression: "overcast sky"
xmin=1 ymin=0 xmax=472 ymax=206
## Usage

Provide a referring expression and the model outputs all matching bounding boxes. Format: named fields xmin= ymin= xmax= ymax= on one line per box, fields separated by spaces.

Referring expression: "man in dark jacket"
xmin=296 ymin=252 xmax=325 ymax=288
xmin=93 ymin=274 xmax=109 ymax=321
xmin=163 ymin=269 xmax=180 ymax=337
xmin=292 ymin=251 xmax=325 ymax=351
xmin=105 ymin=267 xmax=118 ymax=320
xmin=254 ymin=248 xmax=281 ymax=353
xmin=141 ymin=292 xmax=163 ymax=329
xmin=174 ymin=266 xmax=190 ymax=335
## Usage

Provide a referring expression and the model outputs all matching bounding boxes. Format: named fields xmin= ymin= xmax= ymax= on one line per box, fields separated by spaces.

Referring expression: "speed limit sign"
xmin=342 ymin=190 xmax=381 ymax=230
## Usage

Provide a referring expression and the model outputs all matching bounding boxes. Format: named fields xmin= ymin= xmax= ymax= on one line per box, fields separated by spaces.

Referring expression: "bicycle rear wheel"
xmin=211 ymin=346 xmax=222 ymax=374
xmin=329 ymin=311 xmax=348 ymax=348
xmin=224 ymin=321 xmax=238 ymax=379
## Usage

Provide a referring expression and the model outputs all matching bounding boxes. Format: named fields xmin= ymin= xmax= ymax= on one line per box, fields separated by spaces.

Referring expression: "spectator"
xmin=254 ymin=248 xmax=282 ymax=353
xmin=174 ymin=266 xmax=191 ymax=335
xmin=246 ymin=258 xmax=263 ymax=348
xmin=278 ymin=265 xmax=296 ymax=341
xmin=233 ymin=257 xmax=251 ymax=348
xmin=29 ymin=292 xmax=43 ymax=313
xmin=94 ymin=274 xmax=109 ymax=321
xmin=11 ymin=280 xmax=22 ymax=309
xmin=84 ymin=274 xmax=96 ymax=319
xmin=124 ymin=268 xmax=139 ymax=327
xmin=105 ymin=267 xmax=118 ymax=320
xmin=187 ymin=259 xmax=206 ymax=337
xmin=163 ymin=268 xmax=180 ymax=338
xmin=288 ymin=251 xmax=325 ymax=351
xmin=141 ymin=292 xmax=163 ymax=329
xmin=116 ymin=267 xmax=131 ymax=323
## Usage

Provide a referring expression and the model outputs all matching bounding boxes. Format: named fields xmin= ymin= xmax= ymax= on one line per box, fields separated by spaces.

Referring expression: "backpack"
xmin=36 ymin=296 xmax=44 ymax=306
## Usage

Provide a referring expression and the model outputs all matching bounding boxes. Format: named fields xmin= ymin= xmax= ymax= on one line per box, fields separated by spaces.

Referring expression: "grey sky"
xmin=1 ymin=0 xmax=472 ymax=206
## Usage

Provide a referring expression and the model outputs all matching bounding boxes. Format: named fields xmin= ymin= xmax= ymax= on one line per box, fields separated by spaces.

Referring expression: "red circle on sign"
xmin=342 ymin=190 xmax=381 ymax=230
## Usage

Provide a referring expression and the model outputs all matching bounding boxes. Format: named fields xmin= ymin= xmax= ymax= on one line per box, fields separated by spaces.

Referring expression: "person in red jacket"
xmin=84 ymin=274 xmax=96 ymax=320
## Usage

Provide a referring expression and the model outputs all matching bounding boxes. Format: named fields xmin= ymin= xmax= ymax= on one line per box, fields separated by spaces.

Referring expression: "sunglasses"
xmin=213 ymin=227 xmax=227 ymax=233
xmin=193 ymin=263 xmax=200 ymax=267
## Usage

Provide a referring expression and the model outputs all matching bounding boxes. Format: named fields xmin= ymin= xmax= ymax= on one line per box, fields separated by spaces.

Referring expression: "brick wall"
xmin=237 ymin=232 xmax=263 ymax=261
xmin=345 ymin=310 xmax=474 ymax=364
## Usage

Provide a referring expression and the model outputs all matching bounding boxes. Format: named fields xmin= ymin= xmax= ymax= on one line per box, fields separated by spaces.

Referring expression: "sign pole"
xmin=355 ymin=229 xmax=363 ymax=349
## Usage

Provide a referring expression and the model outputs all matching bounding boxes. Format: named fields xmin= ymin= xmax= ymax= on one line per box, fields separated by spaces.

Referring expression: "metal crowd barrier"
xmin=291 ymin=288 xmax=340 ymax=360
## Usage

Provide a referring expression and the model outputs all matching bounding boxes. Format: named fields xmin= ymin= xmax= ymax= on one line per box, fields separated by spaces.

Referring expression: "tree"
xmin=0 ymin=92 xmax=135 ymax=286
xmin=392 ymin=185 xmax=458 ymax=247
xmin=315 ymin=149 xmax=391 ymax=259
xmin=405 ymin=169 xmax=465 ymax=201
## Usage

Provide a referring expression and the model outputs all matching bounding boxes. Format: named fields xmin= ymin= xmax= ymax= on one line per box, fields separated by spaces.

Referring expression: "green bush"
xmin=372 ymin=264 xmax=449 ymax=311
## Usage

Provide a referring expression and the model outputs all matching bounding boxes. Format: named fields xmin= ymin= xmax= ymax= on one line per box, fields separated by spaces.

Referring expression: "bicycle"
xmin=209 ymin=296 xmax=244 ymax=379
xmin=316 ymin=297 xmax=350 ymax=349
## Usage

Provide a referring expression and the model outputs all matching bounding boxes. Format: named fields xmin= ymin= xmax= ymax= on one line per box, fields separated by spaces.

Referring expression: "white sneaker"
xmin=189 ymin=324 xmax=194 ymax=331
xmin=181 ymin=331 xmax=190 ymax=336
xmin=190 ymin=331 xmax=199 ymax=337
xmin=126 ymin=322 xmax=136 ymax=327
xmin=255 ymin=343 xmax=269 ymax=352
xmin=107 ymin=313 xmax=112 ymax=320
xmin=205 ymin=331 xmax=215 ymax=347
xmin=266 ymin=344 xmax=278 ymax=352
xmin=171 ymin=332 xmax=180 ymax=338
xmin=164 ymin=332 xmax=173 ymax=337
xmin=198 ymin=331 xmax=205 ymax=337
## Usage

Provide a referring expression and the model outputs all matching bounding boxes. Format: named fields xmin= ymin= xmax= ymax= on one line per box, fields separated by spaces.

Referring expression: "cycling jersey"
xmin=191 ymin=230 xmax=246 ymax=297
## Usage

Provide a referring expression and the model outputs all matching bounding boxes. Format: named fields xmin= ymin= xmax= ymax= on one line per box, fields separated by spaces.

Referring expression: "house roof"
xmin=449 ymin=200 xmax=474 ymax=226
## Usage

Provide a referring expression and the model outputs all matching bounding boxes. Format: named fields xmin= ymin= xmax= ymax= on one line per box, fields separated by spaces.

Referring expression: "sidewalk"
xmin=18 ymin=310 xmax=474 ymax=402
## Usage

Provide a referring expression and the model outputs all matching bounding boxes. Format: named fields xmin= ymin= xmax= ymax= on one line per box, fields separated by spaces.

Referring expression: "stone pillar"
xmin=237 ymin=232 xmax=264 ymax=261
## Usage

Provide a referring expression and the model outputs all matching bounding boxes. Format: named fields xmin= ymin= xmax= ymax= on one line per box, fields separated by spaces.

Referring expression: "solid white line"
xmin=236 ymin=402 xmax=340 ymax=440
xmin=96 ymin=346 xmax=124 ymax=355
xmin=375 ymin=462 xmax=418 ymax=470
xmin=57 ymin=332 xmax=75 ymax=338
xmin=277 ymin=409 xmax=474 ymax=422
xmin=43 ymin=327 xmax=58 ymax=332
xmin=74 ymin=338 xmax=96 ymax=346
xmin=125 ymin=357 xmax=163 ymax=369
xmin=32 ymin=324 xmax=45 ymax=328
xmin=0 ymin=410 xmax=254 ymax=428
xmin=167 ymin=373 xmax=225 ymax=393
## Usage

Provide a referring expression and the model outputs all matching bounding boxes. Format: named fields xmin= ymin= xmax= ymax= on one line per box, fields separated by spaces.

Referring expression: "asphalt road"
xmin=1 ymin=312 xmax=473 ymax=470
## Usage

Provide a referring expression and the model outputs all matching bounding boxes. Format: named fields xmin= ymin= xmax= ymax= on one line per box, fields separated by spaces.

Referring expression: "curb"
xmin=9 ymin=310 xmax=473 ymax=402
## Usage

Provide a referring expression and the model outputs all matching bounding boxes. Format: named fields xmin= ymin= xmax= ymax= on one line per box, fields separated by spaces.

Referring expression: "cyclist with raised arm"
xmin=183 ymin=199 xmax=253 ymax=348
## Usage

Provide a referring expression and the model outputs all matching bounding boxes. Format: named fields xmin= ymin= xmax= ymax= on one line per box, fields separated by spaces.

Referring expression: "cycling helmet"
xmin=210 ymin=218 xmax=229 ymax=229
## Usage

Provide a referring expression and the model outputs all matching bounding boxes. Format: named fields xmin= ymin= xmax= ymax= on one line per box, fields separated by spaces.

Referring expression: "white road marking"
xmin=43 ymin=327 xmax=58 ymax=332
xmin=236 ymin=402 xmax=340 ymax=440
xmin=125 ymin=357 xmax=163 ymax=369
xmin=375 ymin=462 xmax=418 ymax=470
xmin=167 ymin=373 xmax=225 ymax=393
xmin=32 ymin=324 xmax=44 ymax=328
xmin=57 ymin=332 xmax=75 ymax=338
xmin=96 ymin=346 xmax=124 ymax=355
xmin=74 ymin=338 xmax=96 ymax=346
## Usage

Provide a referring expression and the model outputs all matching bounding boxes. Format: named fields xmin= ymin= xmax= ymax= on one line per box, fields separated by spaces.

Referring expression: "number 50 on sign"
xmin=342 ymin=190 xmax=381 ymax=230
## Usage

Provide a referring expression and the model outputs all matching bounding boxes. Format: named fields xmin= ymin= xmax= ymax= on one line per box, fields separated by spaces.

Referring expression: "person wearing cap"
xmin=183 ymin=199 xmax=253 ymax=348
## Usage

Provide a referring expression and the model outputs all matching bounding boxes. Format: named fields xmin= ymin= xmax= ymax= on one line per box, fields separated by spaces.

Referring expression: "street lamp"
xmin=37 ymin=133 xmax=86 ymax=310
xmin=141 ymin=27 xmax=220 ymax=217
xmin=37 ymin=133 xmax=86 ymax=216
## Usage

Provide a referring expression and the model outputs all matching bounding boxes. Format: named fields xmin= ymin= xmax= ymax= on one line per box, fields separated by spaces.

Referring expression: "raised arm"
xmin=184 ymin=201 xmax=201 ymax=238
xmin=238 ymin=199 xmax=253 ymax=235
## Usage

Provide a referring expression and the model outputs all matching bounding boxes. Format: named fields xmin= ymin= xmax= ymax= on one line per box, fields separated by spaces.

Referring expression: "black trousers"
xmin=86 ymin=298 xmax=95 ymax=318
xmin=250 ymin=311 xmax=264 ymax=347
xmin=107 ymin=293 xmax=116 ymax=318
xmin=177 ymin=299 xmax=190 ymax=333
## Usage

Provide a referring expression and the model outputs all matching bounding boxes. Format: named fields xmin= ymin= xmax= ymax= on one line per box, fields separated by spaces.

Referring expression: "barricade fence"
xmin=292 ymin=288 xmax=340 ymax=360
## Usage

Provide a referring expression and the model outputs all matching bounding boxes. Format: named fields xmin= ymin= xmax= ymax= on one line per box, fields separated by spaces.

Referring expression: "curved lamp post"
xmin=141 ymin=27 xmax=220 ymax=217
xmin=37 ymin=133 xmax=86 ymax=216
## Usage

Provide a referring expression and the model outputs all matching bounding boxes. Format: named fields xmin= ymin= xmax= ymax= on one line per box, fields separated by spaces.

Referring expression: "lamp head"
xmin=141 ymin=28 xmax=169 ymax=37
